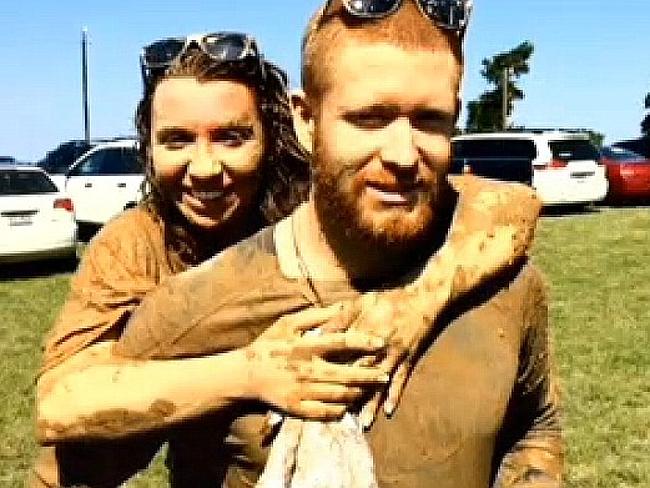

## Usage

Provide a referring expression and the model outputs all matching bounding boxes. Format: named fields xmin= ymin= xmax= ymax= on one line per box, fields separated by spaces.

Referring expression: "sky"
xmin=1 ymin=0 xmax=649 ymax=162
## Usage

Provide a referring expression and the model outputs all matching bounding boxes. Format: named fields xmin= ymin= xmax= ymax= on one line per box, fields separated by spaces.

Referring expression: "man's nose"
xmin=188 ymin=143 xmax=223 ymax=179
xmin=379 ymin=117 xmax=419 ymax=170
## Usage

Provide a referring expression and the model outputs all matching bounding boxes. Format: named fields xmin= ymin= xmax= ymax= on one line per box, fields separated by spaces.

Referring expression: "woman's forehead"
xmin=152 ymin=77 xmax=260 ymax=126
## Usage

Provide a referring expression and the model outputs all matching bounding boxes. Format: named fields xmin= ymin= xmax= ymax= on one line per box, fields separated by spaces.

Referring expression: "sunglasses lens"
xmin=144 ymin=39 xmax=186 ymax=66
xmin=342 ymin=0 xmax=398 ymax=16
xmin=204 ymin=33 xmax=253 ymax=61
xmin=419 ymin=0 xmax=467 ymax=29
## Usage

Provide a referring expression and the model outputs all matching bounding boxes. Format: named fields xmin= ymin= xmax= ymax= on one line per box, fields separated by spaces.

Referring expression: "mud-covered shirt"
xmin=40 ymin=207 xmax=189 ymax=374
xmin=113 ymin=225 xmax=564 ymax=488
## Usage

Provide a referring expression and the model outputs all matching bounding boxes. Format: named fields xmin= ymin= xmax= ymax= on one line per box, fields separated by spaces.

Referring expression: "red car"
xmin=601 ymin=146 xmax=650 ymax=202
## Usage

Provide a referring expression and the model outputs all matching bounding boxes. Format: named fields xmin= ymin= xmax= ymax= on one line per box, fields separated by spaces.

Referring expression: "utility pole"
xmin=81 ymin=27 xmax=90 ymax=144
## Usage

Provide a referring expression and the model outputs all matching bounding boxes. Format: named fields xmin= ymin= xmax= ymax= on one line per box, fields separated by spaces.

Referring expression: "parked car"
xmin=451 ymin=130 xmax=608 ymax=206
xmin=612 ymin=137 xmax=650 ymax=158
xmin=64 ymin=139 xmax=144 ymax=226
xmin=0 ymin=165 xmax=77 ymax=263
xmin=600 ymin=146 xmax=650 ymax=202
xmin=37 ymin=140 xmax=96 ymax=190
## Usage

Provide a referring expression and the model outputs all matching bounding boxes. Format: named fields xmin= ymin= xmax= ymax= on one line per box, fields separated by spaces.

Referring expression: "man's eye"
xmin=412 ymin=111 xmax=454 ymax=133
xmin=345 ymin=112 xmax=393 ymax=130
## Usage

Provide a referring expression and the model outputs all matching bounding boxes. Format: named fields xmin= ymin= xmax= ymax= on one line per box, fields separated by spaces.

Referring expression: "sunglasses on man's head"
xmin=326 ymin=0 xmax=472 ymax=34
xmin=140 ymin=32 xmax=265 ymax=85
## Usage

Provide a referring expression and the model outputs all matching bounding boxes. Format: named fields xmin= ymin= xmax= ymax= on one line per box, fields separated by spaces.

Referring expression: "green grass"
xmin=0 ymin=207 xmax=648 ymax=487
xmin=533 ymin=208 xmax=650 ymax=487
xmin=0 ymin=267 xmax=69 ymax=486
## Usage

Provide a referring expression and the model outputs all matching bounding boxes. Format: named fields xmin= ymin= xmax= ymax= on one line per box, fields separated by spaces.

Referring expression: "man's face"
xmin=311 ymin=41 xmax=459 ymax=247
xmin=151 ymin=77 xmax=265 ymax=232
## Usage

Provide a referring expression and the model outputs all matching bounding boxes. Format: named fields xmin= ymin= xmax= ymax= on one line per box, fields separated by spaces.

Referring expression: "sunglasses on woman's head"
xmin=325 ymin=0 xmax=472 ymax=34
xmin=140 ymin=32 xmax=265 ymax=85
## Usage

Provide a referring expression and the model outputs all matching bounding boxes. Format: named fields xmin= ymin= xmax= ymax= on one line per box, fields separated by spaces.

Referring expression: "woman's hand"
xmin=243 ymin=305 xmax=390 ymax=420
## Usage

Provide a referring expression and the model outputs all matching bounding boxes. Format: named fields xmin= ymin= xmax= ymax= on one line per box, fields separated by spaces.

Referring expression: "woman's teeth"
xmin=193 ymin=191 xmax=224 ymax=200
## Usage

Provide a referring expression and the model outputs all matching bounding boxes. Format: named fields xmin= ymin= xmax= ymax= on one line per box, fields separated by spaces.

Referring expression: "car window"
xmin=38 ymin=142 xmax=93 ymax=174
xmin=112 ymin=148 xmax=142 ymax=174
xmin=453 ymin=139 xmax=537 ymax=160
xmin=451 ymin=139 xmax=535 ymax=184
xmin=0 ymin=170 xmax=58 ymax=195
xmin=68 ymin=147 xmax=141 ymax=176
xmin=601 ymin=147 xmax=646 ymax=163
xmin=549 ymin=140 xmax=598 ymax=161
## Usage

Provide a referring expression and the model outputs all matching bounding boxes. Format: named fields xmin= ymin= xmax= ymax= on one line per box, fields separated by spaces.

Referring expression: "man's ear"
xmin=290 ymin=89 xmax=315 ymax=154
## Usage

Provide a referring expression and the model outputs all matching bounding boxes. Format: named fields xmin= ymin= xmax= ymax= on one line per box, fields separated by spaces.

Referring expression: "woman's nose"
xmin=188 ymin=144 xmax=224 ymax=179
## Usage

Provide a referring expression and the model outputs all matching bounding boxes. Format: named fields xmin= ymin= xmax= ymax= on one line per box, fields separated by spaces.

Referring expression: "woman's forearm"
xmin=36 ymin=341 xmax=252 ymax=443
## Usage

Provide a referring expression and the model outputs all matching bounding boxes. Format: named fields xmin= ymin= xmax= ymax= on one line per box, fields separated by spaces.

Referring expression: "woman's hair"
xmin=134 ymin=48 xmax=311 ymax=263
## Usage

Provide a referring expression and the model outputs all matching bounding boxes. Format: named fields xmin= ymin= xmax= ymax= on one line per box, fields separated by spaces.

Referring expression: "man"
xmin=38 ymin=1 xmax=563 ymax=486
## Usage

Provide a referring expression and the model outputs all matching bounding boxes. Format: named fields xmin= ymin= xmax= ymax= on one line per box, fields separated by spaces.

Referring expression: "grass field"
xmin=1 ymin=207 xmax=648 ymax=487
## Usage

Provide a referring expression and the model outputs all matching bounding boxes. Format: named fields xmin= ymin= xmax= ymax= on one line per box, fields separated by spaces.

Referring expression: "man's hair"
xmin=134 ymin=49 xmax=311 ymax=262
xmin=302 ymin=0 xmax=464 ymax=105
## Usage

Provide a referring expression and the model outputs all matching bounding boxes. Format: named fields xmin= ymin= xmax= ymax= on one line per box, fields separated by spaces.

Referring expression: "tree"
xmin=586 ymin=130 xmax=605 ymax=149
xmin=641 ymin=92 xmax=650 ymax=137
xmin=466 ymin=41 xmax=534 ymax=133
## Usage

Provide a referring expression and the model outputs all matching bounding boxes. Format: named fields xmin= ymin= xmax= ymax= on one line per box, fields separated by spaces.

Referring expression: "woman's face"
xmin=151 ymin=77 xmax=265 ymax=232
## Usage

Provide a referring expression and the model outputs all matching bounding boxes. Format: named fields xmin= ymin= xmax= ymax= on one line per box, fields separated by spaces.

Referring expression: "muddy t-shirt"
xmin=114 ymin=226 xmax=563 ymax=488
xmin=40 ymin=207 xmax=189 ymax=374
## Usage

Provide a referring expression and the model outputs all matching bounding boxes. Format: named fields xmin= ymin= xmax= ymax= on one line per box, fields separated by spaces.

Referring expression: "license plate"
xmin=8 ymin=215 xmax=33 ymax=226
xmin=571 ymin=172 xmax=592 ymax=179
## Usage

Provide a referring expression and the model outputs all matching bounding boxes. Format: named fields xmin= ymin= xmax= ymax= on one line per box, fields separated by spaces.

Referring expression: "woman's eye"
xmin=213 ymin=128 xmax=253 ymax=146
xmin=164 ymin=140 xmax=189 ymax=150
xmin=157 ymin=130 xmax=194 ymax=149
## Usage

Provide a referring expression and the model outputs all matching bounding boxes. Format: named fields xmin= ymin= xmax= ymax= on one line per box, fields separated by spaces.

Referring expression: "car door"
xmin=103 ymin=146 xmax=144 ymax=217
xmin=65 ymin=148 xmax=107 ymax=224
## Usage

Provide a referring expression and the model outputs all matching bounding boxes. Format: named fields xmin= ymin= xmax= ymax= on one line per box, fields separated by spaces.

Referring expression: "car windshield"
xmin=0 ymin=170 xmax=58 ymax=195
xmin=549 ymin=140 xmax=598 ymax=161
xmin=601 ymin=147 xmax=646 ymax=163
xmin=453 ymin=139 xmax=537 ymax=160
xmin=37 ymin=141 xmax=94 ymax=174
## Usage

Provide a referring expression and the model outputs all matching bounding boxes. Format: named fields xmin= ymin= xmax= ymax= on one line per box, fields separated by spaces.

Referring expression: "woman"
xmin=33 ymin=33 xmax=387 ymax=487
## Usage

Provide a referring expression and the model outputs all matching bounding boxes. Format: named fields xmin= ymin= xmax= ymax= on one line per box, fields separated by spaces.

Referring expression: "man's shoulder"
xmin=512 ymin=261 xmax=547 ymax=299
xmin=449 ymin=260 xmax=547 ymax=334
xmin=185 ymin=224 xmax=281 ymax=283
xmin=487 ymin=261 xmax=548 ymax=334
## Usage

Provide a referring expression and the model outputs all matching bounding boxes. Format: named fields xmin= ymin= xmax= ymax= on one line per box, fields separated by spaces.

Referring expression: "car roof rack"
xmin=503 ymin=127 xmax=594 ymax=134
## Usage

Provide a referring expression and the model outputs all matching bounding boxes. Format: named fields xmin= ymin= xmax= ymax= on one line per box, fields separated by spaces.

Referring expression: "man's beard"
xmin=312 ymin=144 xmax=454 ymax=262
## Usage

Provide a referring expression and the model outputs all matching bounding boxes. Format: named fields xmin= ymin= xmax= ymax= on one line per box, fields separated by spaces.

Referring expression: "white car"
xmin=0 ymin=166 xmax=77 ymax=263
xmin=64 ymin=139 xmax=144 ymax=225
xmin=452 ymin=131 xmax=608 ymax=205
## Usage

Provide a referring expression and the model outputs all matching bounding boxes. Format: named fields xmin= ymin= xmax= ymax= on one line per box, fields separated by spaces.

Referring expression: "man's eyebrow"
xmin=412 ymin=107 xmax=456 ymax=122
xmin=345 ymin=104 xmax=454 ymax=119
xmin=345 ymin=104 xmax=399 ymax=116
